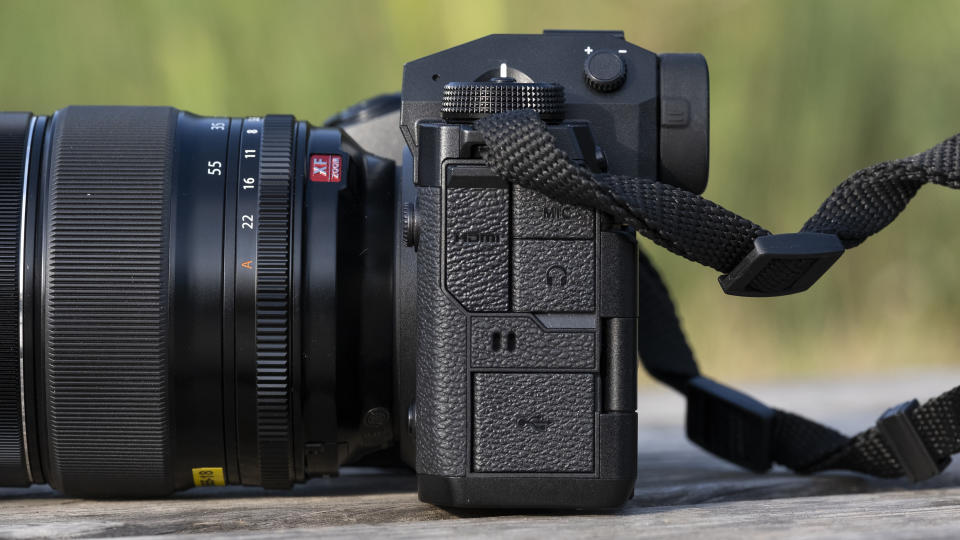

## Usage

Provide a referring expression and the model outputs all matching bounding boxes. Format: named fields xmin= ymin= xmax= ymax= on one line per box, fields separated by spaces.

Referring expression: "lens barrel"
xmin=0 ymin=104 xmax=403 ymax=496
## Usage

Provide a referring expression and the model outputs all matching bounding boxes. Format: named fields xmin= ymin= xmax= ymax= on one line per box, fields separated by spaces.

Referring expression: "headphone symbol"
xmin=545 ymin=265 xmax=568 ymax=287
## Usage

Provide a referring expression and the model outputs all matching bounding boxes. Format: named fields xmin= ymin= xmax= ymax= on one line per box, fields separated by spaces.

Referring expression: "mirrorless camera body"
xmin=0 ymin=30 xmax=708 ymax=509
xmin=398 ymin=31 xmax=706 ymax=507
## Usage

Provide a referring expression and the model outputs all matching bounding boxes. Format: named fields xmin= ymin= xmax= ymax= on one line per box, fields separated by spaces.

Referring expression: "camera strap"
xmin=476 ymin=109 xmax=960 ymax=482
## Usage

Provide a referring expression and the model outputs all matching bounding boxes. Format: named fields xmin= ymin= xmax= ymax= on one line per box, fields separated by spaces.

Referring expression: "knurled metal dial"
xmin=441 ymin=80 xmax=565 ymax=122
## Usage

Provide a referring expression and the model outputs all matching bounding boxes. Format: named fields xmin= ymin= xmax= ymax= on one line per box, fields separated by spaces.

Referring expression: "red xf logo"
xmin=310 ymin=154 xmax=342 ymax=182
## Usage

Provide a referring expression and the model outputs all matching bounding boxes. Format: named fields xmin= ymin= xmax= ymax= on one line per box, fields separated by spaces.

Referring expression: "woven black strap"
xmin=476 ymin=109 xmax=960 ymax=481
xmin=478 ymin=109 xmax=960 ymax=295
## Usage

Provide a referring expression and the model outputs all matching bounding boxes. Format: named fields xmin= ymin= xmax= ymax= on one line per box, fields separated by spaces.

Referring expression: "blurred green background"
xmin=1 ymin=0 xmax=958 ymax=381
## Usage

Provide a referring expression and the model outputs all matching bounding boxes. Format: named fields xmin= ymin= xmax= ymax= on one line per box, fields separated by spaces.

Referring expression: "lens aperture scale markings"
xmin=237 ymin=117 xmax=261 ymax=269
xmin=236 ymin=118 xmax=261 ymax=294
xmin=235 ymin=117 xmax=262 ymax=427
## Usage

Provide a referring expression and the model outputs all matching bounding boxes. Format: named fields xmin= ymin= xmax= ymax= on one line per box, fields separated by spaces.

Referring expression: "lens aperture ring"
xmin=0 ymin=114 xmax=31 ymax=487
xmin=254 ymin=116 xmax=295 ymax=488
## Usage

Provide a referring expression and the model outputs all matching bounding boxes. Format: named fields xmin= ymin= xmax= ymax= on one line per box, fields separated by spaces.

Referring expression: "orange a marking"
xmin=241 ymin=260 xmax=253 ymax=270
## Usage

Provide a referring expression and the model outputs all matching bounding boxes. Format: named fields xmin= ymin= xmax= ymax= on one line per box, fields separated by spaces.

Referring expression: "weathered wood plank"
xmin=130 ymin=488 xmax=960 ymax=540
xmin=1 ymin=370 xmax=957 ymax=539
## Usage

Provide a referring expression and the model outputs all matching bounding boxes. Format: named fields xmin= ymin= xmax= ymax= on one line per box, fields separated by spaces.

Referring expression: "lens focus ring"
xmin=0 ymin=113 xmax=30 ymax=487
xmin=43 ymin=106 xmax=177 ymax=496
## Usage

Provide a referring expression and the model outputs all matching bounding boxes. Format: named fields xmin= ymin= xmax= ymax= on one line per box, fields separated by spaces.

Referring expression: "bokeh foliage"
xmin=1 ymin=0 xmax=958 ymax=380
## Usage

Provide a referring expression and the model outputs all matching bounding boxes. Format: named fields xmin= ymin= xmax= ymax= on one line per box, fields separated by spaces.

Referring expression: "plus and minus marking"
xmin=585 ymin=46 xmax=628 ymax=54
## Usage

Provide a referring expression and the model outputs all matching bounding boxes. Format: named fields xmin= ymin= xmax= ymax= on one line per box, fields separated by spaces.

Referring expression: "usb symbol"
xmin=517 ymin=415 xmax=553 ymax=432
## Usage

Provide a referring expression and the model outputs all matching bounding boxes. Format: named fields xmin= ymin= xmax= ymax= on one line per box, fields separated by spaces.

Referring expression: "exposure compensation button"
xmin=584 ymin=49 xmax=627 ymax=93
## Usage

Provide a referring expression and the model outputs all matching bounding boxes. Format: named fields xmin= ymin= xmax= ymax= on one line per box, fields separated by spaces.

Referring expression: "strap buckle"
xmin=719 ymin=233 xmax=844 ymax=297
xmin=876 ymin=400 xmax=950 ymax=482
xmin=686 ymin=376 xmax=774 ymax=473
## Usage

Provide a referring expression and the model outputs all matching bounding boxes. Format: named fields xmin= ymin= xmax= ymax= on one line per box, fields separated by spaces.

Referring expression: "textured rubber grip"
xmin=43 ymin=106 xmax=176 ymax=496
xmin=0 ymin=113 xmax=30 ymax=487
xmin=415 ymin=187 xmax=468 ymax=476
xmin=254 ymin=115 xmax=295 ymax=488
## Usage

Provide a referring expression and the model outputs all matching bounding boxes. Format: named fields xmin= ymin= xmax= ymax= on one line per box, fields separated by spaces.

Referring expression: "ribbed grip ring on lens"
xmin=0 ymin=113 xmax=30 ymax=487
xmin=255 ymin=115 xmax=295 ymax=488
xmin=441 ymin=81 xmax=565 ymax=122
xmin=43 ymin=106 xmax=177 ymax=496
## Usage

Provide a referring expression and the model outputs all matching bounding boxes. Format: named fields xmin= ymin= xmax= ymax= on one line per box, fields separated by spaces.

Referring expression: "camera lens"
xmin=0 ymin=105 xmax=404 ymax=496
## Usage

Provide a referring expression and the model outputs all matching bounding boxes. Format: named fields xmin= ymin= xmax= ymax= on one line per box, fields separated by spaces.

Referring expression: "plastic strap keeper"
xmin=876 ymin=400 xmax=950 ymax=482
xmin=686 ymin=376 xmax=775 ymax=472
xmin=719 ymin=233 xmax=844 ymax=297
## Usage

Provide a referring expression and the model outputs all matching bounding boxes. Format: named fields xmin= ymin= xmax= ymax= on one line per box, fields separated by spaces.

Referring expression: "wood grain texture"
xmin=2 ymin=370 xmax=958 ymax=539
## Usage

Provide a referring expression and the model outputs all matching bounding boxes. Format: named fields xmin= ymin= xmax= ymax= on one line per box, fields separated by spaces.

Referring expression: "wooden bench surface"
xmin=2 ymin=370 xmax=958 ymax=539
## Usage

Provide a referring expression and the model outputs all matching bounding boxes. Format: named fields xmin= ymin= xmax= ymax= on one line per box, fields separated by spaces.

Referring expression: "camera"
xmin=0 ymin=30 xmax=708 ymax=509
